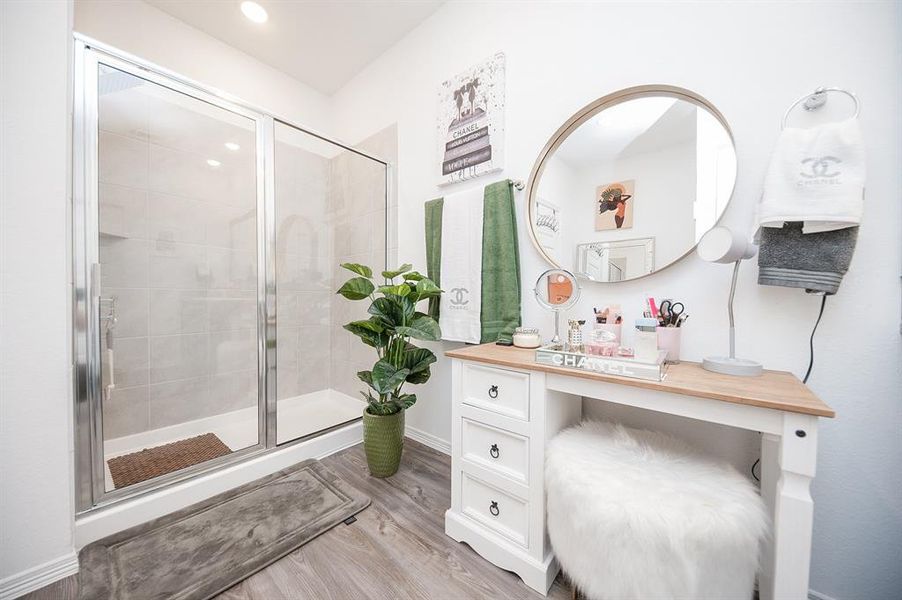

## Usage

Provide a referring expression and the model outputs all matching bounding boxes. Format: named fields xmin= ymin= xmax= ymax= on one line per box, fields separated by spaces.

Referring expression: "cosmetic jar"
xmin=512 ymin=327 xmax=542 ymax=349
xmin=586 ymin=328 xmax=618 ymax=356
xmin=594 ymin=322 xmax=622 ymax=344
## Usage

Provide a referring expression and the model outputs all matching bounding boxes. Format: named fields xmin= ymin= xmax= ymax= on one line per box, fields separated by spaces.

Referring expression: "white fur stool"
xmin=546 ymin=421 xmax=769 ymax=600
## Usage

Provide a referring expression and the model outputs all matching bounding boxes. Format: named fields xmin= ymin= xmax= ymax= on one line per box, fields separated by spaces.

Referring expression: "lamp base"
xmin=702 ymin=356 xmax=763 ymax=377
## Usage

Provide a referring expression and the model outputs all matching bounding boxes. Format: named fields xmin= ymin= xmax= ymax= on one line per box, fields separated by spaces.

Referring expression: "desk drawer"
xmin=462 ymin=363 xmax=529 ymax=420
xmin=462 ymin=418 xmax=528 ymax=485
xmin=461 ymin=472 xmax=529 ymax=548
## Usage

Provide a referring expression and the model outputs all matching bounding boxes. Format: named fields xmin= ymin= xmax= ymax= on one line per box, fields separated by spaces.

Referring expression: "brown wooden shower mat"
xmin=107 ymin=433 xmax=232 ymax=489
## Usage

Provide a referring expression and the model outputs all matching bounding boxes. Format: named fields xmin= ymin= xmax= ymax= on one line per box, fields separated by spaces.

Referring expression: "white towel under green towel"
xmin=424 ymin=180 xmax=521 ymax=343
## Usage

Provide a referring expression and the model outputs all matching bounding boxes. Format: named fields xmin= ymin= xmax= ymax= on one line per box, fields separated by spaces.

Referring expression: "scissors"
xmin=659 ymin=300 xmax=685 ymax=327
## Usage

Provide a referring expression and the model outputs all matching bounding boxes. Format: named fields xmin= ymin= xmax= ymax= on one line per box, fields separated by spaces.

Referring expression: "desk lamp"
xmin=697 ymin=227 xmax=763 ymax=377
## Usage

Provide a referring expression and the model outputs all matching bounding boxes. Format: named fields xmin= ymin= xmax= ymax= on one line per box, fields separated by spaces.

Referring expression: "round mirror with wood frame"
xmin=525 ymin=85 xmax=737 ymax=283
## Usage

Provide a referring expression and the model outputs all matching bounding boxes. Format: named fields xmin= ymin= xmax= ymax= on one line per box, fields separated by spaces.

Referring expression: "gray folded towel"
xmin=757 ymin=222 xmax=857 ymax=295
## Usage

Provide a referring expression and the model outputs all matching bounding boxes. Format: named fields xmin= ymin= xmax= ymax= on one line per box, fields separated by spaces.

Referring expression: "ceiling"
xmin=145 ymin=0 xmax=444 ymax=95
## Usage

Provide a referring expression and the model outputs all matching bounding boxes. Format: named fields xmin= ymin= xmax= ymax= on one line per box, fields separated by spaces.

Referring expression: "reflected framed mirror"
xmin=526 ymin=85 xmax=737 ymax=282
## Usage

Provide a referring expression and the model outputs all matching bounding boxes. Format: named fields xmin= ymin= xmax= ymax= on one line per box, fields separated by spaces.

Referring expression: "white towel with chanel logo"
xmin=755 ymin=118 xmax=865 ymax=234
xmin=439 ymin=186 xmax=483 ymax=344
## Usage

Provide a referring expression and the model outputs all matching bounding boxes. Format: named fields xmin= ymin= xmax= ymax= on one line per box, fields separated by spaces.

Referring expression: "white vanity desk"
xmin=443 ymin=343 xmax=835 ymax=599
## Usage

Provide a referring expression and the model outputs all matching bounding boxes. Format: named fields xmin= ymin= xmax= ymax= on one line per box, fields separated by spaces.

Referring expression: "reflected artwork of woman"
xmin=596 ymin=180 xmax=635 ymax=230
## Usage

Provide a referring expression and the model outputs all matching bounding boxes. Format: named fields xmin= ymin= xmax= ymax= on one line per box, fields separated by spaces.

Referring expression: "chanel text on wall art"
xmin=436 ymin=52 xmax=506 ymax=186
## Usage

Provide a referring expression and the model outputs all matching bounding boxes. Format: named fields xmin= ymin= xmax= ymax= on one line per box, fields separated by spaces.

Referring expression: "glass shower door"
xmin=94 ymin=62 xmax=262 ymax=492
xmin=273 ymin=121 xmax=387 ymax=444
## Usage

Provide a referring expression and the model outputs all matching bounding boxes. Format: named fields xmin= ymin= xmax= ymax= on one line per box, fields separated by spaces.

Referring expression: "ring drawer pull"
xmin=489 ymin=501 xmax=499 ymax=516
xmin=488 ymin=385 xmax=499 ymax=399
xmin=489 ymin=443 xmax=499 ymax=459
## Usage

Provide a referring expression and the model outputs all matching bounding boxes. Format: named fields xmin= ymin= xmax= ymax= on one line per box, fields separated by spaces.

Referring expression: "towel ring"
xmin=781 ymin=87 xmax=860 ymax=129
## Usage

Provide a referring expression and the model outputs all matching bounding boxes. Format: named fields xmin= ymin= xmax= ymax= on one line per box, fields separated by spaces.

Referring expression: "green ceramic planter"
xmin=362 ymin=408 xmax=405 ymax=478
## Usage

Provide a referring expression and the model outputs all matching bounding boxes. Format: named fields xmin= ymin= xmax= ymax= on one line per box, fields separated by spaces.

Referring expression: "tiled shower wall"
xmin=98 ymin=90 xmax=260 ymax=441
xmin=273 ymin=131 xmax=333 ymax=404
xmin=100 ymin=114 xmax=397 ymax=440
xmin=329 ymin=125 xmax=399 ymax=401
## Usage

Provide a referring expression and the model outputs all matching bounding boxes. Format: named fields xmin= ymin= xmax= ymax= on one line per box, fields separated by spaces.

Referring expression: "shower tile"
xmin=331 ymin=359 xmax=364 ymax=400
xmin=112 ymin=336 xmax=149 ymax=388
xmin=333 ymin=217 xmax=372 ymax=257
xmin=206 ymin=203 xmax=256 ymax=251
xmin=330 ymin=325 xmax=350 ymax=362
xmin=277 ymin=293 xmax=300 ymax=328
xmin=102 ymin=385 xmax=149 ymax=440
xmin=296 ymin=256 xmax=332 ymax=293
xmin=99 ymin=183 xmax=148 ymax=240
xmin=106 ymin=288 xmax=149 ymax=339
xmin=277 ymin=369 xmax=301 ymax=401
xmin=149 ymin=289 xmax=207 ymax=336
xmin=208 ymin=248 xmax=256 ymax=291
xmin=148 ymin=376 xmax=211 ymax=429
xmin=210 ymin=369 xmax=257 ymax=412
xmin=388 ymin=205 xmax=398 ymax=250
xmin=148 ymin=241 xmax=208 ymax=290
xmin=349 ymin=335 xmax=376 ymax=367
xmin=276 ymin=325 xmax=300 ymax=371
xmin=208 ymin=291 xmax=256 ymax=332
xmin=99 ymin=131 xmax=148 ymax=189
xmin=298 ymin=352 xmax=331 ymax=395
xmin=208 ymin=329 xmax=256 ymax=375
xmin=372 ymin=209 xmax=387 ymax=253
xmin=150 ymin=333 xmax=208 ymax=383
xmin=276 ymin=252 xmax=302 ymax=292
xmin=148 ymin=192 xmax=207 ymax=245
xmin=100 ymin=238 xmax=149 ymax=289
xmin=297 ymin=292 xmax=331 ymax=326
xmin=148 ymin=143 xmax=221 ymax=202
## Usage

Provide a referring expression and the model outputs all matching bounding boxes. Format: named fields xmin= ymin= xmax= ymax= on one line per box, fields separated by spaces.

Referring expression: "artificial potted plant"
xmin=336 ymin=263 xmax=442 ymax=477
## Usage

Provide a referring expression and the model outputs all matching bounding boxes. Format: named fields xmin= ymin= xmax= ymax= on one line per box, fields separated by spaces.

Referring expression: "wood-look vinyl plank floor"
xmin=23 ymin=439 xmax=568 ymax=600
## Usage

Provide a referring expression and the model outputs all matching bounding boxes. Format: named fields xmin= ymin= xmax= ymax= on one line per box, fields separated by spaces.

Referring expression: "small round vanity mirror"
xmin=526 ymin=85 xmax=737 ymax=282
xmin=534 ymin=269 xmax=580 ymax=346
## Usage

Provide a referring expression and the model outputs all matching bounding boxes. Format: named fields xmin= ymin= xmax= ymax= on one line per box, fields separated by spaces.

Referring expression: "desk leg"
xmin=759 ymin=414 xmax=818 ymax=600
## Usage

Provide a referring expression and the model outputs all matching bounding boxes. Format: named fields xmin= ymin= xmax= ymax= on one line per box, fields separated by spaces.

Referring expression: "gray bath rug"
xmin=77 ymin=459 xmax=370 ymax=600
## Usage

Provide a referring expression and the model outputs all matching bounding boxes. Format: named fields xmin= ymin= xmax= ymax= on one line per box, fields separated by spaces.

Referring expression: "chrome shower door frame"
xmin=73 ymin=36 xmax=390 ymax=513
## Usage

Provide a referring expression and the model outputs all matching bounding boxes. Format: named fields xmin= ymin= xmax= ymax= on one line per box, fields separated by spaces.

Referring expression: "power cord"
xmin=803 ymin=294 xmax=828 ymax=385
xmin=752 ymin=294 xmax=828 ymax=482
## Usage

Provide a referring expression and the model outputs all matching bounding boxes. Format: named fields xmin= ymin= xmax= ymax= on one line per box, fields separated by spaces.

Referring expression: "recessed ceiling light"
xmin=206 ymin=159 xmax=222 ymax=167
xmin=240 ymin=1 xmax=268 ymax=24
xmin=224 ymin=142 xmax=241 ymax=151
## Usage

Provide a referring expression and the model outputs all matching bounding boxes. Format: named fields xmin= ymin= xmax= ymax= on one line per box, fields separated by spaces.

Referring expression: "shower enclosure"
xmin=73 ymin=39 xmax=389 ymax=512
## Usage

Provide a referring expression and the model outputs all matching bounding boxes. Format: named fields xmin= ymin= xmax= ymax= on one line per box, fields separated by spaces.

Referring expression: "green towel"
xmin=480 ymin=180 xmax=521 ymax=343
xmin=424 ymin=198 xmax=444 ymax=320
xmin=423 ymin=181 xmax=521 ymax=342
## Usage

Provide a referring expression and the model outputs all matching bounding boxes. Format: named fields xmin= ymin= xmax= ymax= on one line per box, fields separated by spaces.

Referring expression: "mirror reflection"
xmin=530 ymin=92 xmax=737 ymax=282
xmin=535 ymin=269 xmax=579 ymax=308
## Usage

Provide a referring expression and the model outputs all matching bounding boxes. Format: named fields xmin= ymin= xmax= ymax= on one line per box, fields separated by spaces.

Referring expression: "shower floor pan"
xmin=102 ymin=389 xmax=365 ymax=491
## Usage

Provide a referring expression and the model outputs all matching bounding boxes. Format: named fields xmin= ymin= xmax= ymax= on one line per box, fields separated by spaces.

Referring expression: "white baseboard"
xmin=809 ymin=590 xmax=838 ymax=600
xmin=0 ymin=552 xmax=78 ymax=600
xmin=406 ymin=426 xmax=450 ymax=455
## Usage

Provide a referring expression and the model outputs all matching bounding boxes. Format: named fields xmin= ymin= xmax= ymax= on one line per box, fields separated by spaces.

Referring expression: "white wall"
xmin=559 ymin=141 xmax=697 ymax=273
xmin=330 ymin=2 xmax=902 ymax=598
xmin=0 ymin=0 xmax=77 ymax=592
xmin=74 ymin=0 xmax=333 ymax=134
